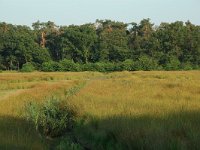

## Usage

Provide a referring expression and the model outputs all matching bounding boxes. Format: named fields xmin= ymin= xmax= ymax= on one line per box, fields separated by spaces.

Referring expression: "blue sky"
xmin=0 ymin=0 xmax=199 ymax=26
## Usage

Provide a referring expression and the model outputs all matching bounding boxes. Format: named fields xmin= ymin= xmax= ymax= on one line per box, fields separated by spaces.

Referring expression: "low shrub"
xmin=164 ymin=57 xmax=181 ymax=71
xmin=102 ymin=62 xmax=117 ymax=72
xmin=40 ymin=58 xmax=162 ymax=72
xmin=133 ymin=55 xmax=160 ymax=71
xmin=41 ymin=61 xmax=60 ymax=72
xmin=25 ymin=97 xmax=77 ymax=138
xmin=180 ymin=62 xmax=193 ymax=70
xmin=59 ymin=59 xmax=81 ymax=72
xmin=121 ymin=59 xmax=135 ymax=71
xmin=82 ymin=63 xmax=97 ymax=71
xmin=21 ymin=63 xmax=35 ymax=72
xmin=0 ymin=63 xmax=5 ymax=70
xmin=82 ymin=63 xmax=106 ymax=72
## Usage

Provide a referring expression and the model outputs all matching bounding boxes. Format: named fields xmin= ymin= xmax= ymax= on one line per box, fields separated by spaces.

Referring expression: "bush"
xmin=193 ymin=65 xmax=200 ymax=70
xmin=81 ymin=62 xmax=119 ymax=72
xmin=95 ymin=63 xmax=104 ymax=72
xmin=0 ymin=63 xmax=5 ymax=70
xmin=164 ymin=57 xmax=181 ymax=71
xmin=41 ymin=60 xmax=81 ymax=72
xmin=102 ymin=62 xmax=117 ymax=72
xmin=180 ymin=62 xmax=193 ymax=70
xmin=59 ymin=59 xmax=81 ymax=72
xmin=41 ymin=61 xmax=60 ymax=72
xmin=21 ymin=63 xmax=35 ymax=72
xmin=82 ymin=63 xmax=105 ymax=72
xmin=82 ymin=63 xmax=97 ymax=71
xmin=121 ymin=59 xmax=135 ymax=71
xmin=133 ymin=55 xmax=160 ymax=71
xmin=25 ymin=97 xmax=77 ymax=138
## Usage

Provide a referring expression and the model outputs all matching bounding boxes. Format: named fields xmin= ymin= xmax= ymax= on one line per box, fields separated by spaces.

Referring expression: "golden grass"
xmin=0 ymin=71 xmax=200 ymax=149
xmin=69 ymin=71 xmax=200 ymax=118
xmin=1 ymin=71 xmax=200 ymax=119
xmin=0 ymin=71 xmax=103 ymax=117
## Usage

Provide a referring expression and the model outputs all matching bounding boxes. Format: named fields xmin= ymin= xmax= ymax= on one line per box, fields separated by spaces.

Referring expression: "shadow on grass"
xmin=74 ymin=111 xmax=200 ymax=150
xmin=1 ymin=110 xmax=200 ymax=150
xmin=0 ymin=116 xmax=49 ymax=150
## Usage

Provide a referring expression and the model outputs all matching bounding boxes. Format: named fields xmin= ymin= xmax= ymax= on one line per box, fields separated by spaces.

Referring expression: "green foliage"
xmin=97 ymin=20 xmax=129 ymax=62
xmin=32 ymin=48 xmax=51 ymax=66
xmin=21 ymin=63 xmax=35 ymax=72
xmin=41 ymin=60 xmax=81 ymax=72
xmin=82 ymin=63 xmax=106 ymax=72
xmin=133 ymin=55 xmax=160 ymax=71
xmin=59 ymin=59 xmax=81 ymax=72
xmin=25 ymin=97 xmax=77 ymax=138
xmin=180 ymin=62 xmax=193 ymax=70
xmin=54 ymin=24 xmax=98 ymax=63
xmin=82 ymin=62 xmax=118 ymax=72
xmin=103 ymin=62 xmax=119 ymax=72
xmin=41 ymin=61 xmax=122 ymax=72
xmin=1 ymin=19 xmax=200 ymax=71
xmin=121 ymin=59 xmax=135 ymax=71
xmin=41 ymin=61 xmax=60 ymax=72
xmin=165 ymin=56 xmax=181 ymax=71
xmin=55 ymin=138 xmax=83 ymax=150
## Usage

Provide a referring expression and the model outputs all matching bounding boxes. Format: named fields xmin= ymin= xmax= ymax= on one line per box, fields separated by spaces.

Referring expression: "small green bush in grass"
xmin=121 ymin=59 xmax=135 ymax=71
xmin=102 ymin=62 xmax=117 ymax=72
xmin=59 ymin=59 xmax=81 ymax=72
xmin=25 ymin=97 xmax=77 ymax=138
xmin=180 ymin=62 xmax=193 ymax=70
xmin=164 ymin=56 xmax=181 ymax=71
xmin=41 ymin=61 xmax=61 ymax=72
xmin=21 ymin=63 xmax=35 ymax=72
xmin=133 ymin=55 xmax=160 ymax=71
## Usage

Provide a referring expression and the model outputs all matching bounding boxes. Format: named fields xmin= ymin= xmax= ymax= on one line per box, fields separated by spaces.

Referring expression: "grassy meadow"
xmin=0 ymin=71 xmax=200 ymax=149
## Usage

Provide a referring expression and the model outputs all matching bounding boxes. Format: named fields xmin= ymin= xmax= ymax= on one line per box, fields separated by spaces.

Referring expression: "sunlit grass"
xmin=70 ymin=71 xmax=200 ymax=118
xmin=0 ymin=71 xmax=200 ymax=149
xmin=0 ymin=72 xmax=104 ymax=116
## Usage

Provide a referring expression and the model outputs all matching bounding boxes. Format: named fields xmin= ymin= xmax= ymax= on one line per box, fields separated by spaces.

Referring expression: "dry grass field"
xmin=0 ymin=71 xmax=200 ymax=149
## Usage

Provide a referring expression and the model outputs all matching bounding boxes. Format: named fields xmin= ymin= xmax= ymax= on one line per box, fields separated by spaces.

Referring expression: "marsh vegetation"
xmin=0 ymin=71 xmax=200 ymax=149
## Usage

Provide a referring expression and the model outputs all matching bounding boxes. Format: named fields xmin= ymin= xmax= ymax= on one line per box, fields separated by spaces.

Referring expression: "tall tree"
xmin=97 ymin=20 xmax=129 ymax=62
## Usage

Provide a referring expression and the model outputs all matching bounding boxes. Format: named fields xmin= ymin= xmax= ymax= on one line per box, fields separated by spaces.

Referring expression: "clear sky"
xmin=0 ymin=0 xmax=199 ymax=26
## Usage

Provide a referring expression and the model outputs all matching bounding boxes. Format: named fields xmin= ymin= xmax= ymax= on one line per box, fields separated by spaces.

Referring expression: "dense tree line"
xmin=0 ymin=19 xmax=200 ymax=71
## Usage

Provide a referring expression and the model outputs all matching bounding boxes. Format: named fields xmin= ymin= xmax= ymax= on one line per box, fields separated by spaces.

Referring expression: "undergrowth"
xmin=25 ymin=97 xmax=77 ymax=138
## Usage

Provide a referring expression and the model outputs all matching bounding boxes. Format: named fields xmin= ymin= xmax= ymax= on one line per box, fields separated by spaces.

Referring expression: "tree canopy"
xmin=0 ymin=19 xmax=200 ymax=71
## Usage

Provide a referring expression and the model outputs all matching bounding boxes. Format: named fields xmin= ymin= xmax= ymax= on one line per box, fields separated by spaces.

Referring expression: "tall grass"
xmin=0 ymin=71 xmax=200 ymax=149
